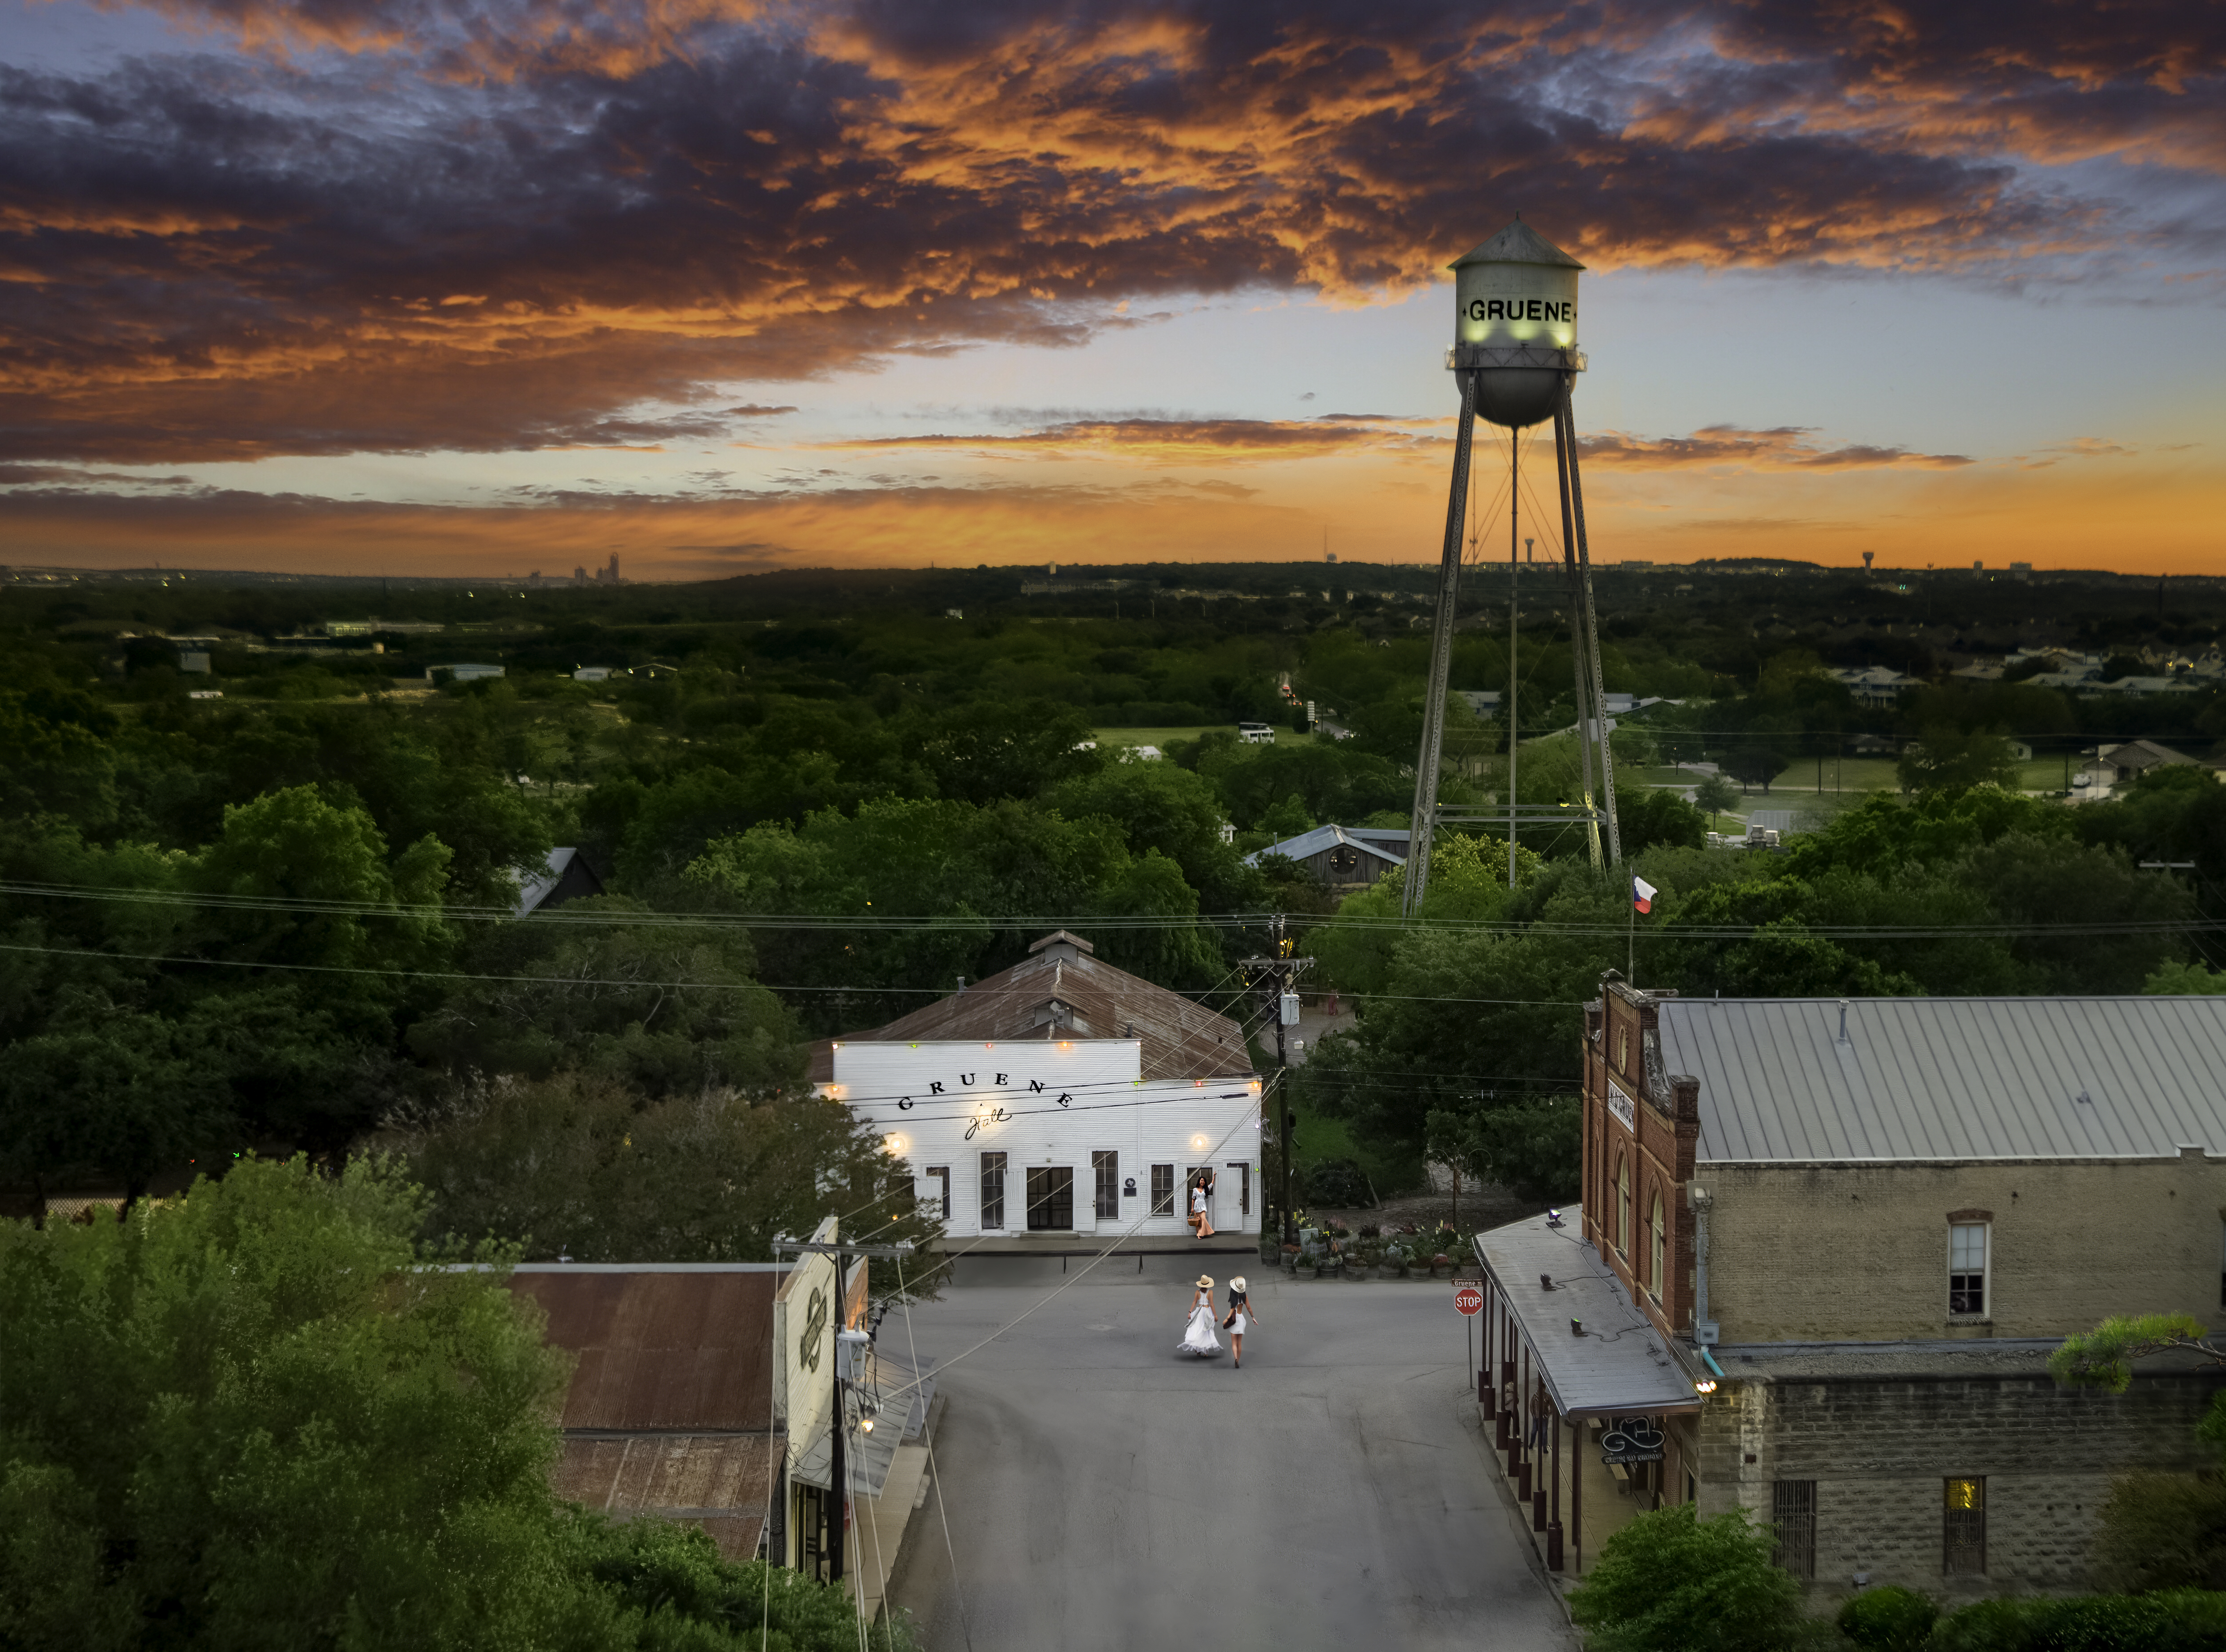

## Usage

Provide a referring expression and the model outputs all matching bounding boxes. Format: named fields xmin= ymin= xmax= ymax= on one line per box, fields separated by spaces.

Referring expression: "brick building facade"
xmin=1475 ymin=983 xmax=2226 ymax=1604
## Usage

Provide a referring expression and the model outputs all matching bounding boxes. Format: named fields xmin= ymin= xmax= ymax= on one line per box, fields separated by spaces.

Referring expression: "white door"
xmin=1075 ymin=1160 xmax=1096 ymax=1236
xmin=1220 ymin=1162 xmax=1248 ymax=1232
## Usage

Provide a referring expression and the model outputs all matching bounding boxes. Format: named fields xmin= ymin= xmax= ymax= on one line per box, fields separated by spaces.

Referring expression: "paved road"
xmin=881 ymin=1255 xmax=1578 ymax=1652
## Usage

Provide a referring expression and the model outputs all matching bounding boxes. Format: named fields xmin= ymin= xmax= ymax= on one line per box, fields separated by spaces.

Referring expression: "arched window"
xmin=1649 ymin=1191 xmax=1666 ymax=1302
xmin=1616 ymin=1154 xmax=1630 ymax=1256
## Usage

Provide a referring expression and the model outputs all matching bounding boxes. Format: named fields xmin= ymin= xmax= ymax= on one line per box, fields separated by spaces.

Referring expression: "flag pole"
xmin=1627 ymin=876 xmax=1636 ymax=983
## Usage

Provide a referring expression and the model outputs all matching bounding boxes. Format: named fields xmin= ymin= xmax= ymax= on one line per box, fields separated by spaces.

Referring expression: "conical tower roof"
xmin=1450 ymin=218 xmax=1584 ymax=272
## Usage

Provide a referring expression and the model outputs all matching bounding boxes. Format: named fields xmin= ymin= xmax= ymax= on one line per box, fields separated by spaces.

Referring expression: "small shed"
xmin=515 ymin=847 xmax=605 ymax=917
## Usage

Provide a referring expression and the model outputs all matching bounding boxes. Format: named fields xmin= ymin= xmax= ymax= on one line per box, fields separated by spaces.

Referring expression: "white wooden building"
xmin=811 ymin=932 xmax=1264 ymax=1240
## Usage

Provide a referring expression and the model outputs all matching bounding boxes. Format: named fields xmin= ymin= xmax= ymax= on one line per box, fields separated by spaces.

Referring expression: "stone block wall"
xmin=1695 ymin=1370 xmax=2224 ymax=1601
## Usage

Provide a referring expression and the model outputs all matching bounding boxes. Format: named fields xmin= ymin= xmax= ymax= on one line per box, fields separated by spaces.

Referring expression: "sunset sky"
xmin=2 ymin=0 xmax=2220 ymax=579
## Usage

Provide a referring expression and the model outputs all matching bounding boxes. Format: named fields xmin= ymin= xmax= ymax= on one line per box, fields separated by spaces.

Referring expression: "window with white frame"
xmin=1948 ymin=1222 xmax=1988 ymax=1316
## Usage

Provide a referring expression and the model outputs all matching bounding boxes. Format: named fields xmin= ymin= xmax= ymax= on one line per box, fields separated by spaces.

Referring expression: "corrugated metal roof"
xmin=1242 ymin=824 xmax=1406 ymax=869
xmin=807 ymin=932 xmax=1253 ymax=1084
xmin=509 ymin=1268 xmax=780 ymax=1430
xmin=553 ymin=1433 xmax=776 ymax=1561
xmin=1659 ymin=996 xmax=2226 ymax=1163
xmin=1476 ymin=1209 xmax=1702 ymax=1418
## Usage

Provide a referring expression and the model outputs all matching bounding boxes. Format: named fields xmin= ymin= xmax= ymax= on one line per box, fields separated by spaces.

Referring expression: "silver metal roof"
xmin=1242 ymin=823 xmax=1406 ymax=868
xmin=1451 ymin=219 xmax=1585 ymax=271
xmin=1475 ymin=1210 xmax=1703 ymax=1418
xmin=1659 ymin=996 xmax=2226 ymax=1163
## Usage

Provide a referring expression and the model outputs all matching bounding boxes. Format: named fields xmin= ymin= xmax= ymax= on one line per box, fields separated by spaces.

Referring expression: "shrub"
xmin=1930 ymin=1589 xmax=2226 ymax=1652
xmin=1567 ymin=1503 xmax=1809 ymax=1652
xmin=2093 ymin=1470 xmax=2226 ymax=1591
xmin=1307 ymin=1158 xmax=1372 ymax=1207
xmin=1839 ymin=1586 xmax=1939 ymax=1651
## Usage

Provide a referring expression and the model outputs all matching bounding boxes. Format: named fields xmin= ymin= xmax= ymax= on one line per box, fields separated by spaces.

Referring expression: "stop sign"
xmin=1454 ymin=1284 xmax=1483 ymax=1317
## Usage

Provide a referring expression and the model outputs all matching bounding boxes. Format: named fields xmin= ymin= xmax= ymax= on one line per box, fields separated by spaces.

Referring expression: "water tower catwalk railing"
xmin=1402 ymin=223 xmax=1621 ymax=916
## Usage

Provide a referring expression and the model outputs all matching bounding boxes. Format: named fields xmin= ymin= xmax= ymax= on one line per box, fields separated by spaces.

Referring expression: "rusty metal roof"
xmin=553 ymin=1433 xmax=776 ymax=1561
xmin=508 ymin=1267 xmax=781 ymax=1431
xmin=807 ymin=931 xmax=1254 ymax=1084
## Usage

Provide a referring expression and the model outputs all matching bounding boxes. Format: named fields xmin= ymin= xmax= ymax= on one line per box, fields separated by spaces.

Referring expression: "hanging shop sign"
xmin=1600 ymin=1415 xmax=1665 ymax=1465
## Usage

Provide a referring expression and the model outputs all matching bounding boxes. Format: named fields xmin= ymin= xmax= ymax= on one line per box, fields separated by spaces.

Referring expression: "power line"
xmin=5 ymin=880 xmax=2217 ymax=941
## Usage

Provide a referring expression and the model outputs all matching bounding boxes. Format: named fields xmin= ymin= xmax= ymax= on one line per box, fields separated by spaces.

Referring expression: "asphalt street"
xmin=881 ymin=1254 xmax=1580 ymax=1652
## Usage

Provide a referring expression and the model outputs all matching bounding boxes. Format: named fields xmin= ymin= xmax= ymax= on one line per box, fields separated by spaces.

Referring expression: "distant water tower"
xmin=1406 ymin=217 xmax=1621 ymax=911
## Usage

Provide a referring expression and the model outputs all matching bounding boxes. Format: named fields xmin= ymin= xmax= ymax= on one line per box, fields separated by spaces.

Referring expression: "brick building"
xmin=1473 ymin=983 xmax=2226 ymax=1603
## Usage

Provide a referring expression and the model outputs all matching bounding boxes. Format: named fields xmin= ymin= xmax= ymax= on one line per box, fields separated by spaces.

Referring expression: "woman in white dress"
xmin=1224 ymin=1276 xmax=1258 ymax=1370
xmin=1189 ymin=1177 xmax=1215 ymax=1238
xmin=1179 ymin=1274 xmax=1222 ymax=1357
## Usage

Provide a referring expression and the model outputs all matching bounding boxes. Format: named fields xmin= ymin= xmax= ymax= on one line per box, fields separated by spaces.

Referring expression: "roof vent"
xmin=1837 ymin=998 xmax=1850 ymax=1043
xmin=1028 ymin=930 xmax=1096 ymax=962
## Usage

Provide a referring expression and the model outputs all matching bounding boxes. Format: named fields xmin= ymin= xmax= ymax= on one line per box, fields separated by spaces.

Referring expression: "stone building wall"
xmin=1698 ymin=1152 xmax=2225 ymax=1344
xmin=1694 ymin=1370 xmax=2225 ymax=1602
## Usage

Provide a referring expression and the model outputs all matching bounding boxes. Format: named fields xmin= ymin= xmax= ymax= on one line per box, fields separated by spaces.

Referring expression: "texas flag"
xmin=1632 ymin=874 xmax=1659 ymax=915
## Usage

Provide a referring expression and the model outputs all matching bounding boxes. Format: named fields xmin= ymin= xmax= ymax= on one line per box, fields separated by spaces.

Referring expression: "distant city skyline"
xmin=2 ymin=0 xmax=2219 ymax=578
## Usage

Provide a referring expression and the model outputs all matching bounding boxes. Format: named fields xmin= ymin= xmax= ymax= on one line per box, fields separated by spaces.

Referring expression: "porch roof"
xmin=1474 ymin=1208 xmax=1704 ymax=1420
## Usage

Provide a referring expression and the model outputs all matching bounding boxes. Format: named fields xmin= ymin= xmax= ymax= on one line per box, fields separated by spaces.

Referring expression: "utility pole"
xmin=770 ymin=1234 xmax=915 ymax=1585
xmin=1243 ymin=912 xmax=1314 ymax=1244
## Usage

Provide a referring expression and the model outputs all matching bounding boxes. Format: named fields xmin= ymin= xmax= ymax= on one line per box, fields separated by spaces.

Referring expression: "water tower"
xmin=1403 ymin=219 xmax=1622 ymax=912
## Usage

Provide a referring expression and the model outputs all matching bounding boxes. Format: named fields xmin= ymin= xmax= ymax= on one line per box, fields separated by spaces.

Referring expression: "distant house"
xmin=1830 ymin=666 xmax=1916 ymax=706
xmin=427 ymin=662 xmax=505 ymax=683
xmin=514 ymin=847 xmax=605 ymax=917
xmin=1244 ymin=824 xmax=1407 ymax=887
xmin=2081 ymin=739 xmax=2199 ymax=790
xmin=573 ymin=666 xmax=613 ymax=682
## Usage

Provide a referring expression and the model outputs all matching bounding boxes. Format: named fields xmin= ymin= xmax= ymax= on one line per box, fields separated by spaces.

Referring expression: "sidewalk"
xmin=844 ymin=1392 xmax=944 ymax=1625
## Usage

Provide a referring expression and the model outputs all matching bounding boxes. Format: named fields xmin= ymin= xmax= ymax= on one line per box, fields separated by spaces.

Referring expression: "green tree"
xmin=1897 ymin=728 xmax=2020 ymax=794
xmin=0 ymin=1155 xmax=904 ymax=1649
xmin=2049 ymin=1312 xmax=2226 ymax=1591
xmin=903 ymin=697 xmax=1104 ymax=802
xmin=1046 ymin=760 xmax=1263 ymax=911
xmin=408 ymin=897 xmax=802 ymax=1097
xmin=1694 ymin=775 xmax=1740 ymax=825
xmin=396 ymin=1074 xmax=938 ymax=1268
xmin=1425 ymin=1095 xmax=1581 ymax=1203
xmin=1568 ymin=1503 xmax=1809 ymax=1652
xmin=1721 ymin=745 xmax=1789 ymax=794
xmin=2147 ymin=959 xmax=2226 ymax=993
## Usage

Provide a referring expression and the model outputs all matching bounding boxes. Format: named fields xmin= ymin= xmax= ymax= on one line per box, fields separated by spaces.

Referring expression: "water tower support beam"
xmin=1559 ymin=381 xmax=1621 ymax=863
xmin=1402 ymin=370 xmax=1479 ymax=915
xmin=1553 ymin=411 xmax=1603 ymax=869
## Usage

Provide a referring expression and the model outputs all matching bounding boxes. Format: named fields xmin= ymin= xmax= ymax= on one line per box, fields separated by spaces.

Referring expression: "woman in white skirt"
xmin=1179 ymin=1274 xmax=1222 ymax=1357
xmin=1224 ymin=1276 xmax=1258 ymax=1370
xmin=1189 ymin=1176 xmax=1215 ymax=1238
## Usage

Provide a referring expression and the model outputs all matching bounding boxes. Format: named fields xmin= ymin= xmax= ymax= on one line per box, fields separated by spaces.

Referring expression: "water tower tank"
xmin=1451 ymin=219 xmax=1584 ymax=429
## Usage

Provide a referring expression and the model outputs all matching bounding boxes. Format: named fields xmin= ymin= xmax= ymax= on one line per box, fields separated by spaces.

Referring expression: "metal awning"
xmin=787 ymin=1416 xmax=902 ymax=1496
xmin=868 ymin=1347 xmax=939 ymax=1441
xmin=1475 ymin=1209 xmax=1703 ymax=1419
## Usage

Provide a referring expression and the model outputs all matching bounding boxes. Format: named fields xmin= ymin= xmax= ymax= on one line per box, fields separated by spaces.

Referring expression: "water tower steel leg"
xmin=1561 ymin=383 xmax=1621 ymax=863
xmin=1403 ymin=371 xmax=1478 ymax=917
xmin=1554 ymin=410 xmax=1602 ymax=869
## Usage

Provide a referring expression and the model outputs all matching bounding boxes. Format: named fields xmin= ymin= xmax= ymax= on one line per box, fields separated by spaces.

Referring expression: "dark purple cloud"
xmin=0 ymin=0 xmax=2214 ymax=462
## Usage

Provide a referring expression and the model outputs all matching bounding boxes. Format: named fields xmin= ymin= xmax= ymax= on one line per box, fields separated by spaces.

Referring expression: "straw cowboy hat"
xmin=1195 ymin=1274 xmax=1214 ymax=1289
xmin=1230 ymin=1276 xmax=1247 ymax=1293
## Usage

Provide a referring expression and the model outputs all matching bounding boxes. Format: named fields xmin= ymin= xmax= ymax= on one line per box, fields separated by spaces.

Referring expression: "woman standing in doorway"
xmin=1224 ymin=1276 xmax=1258 ymax=1370
xmin=1180 ymin=1275 xmax=1222 ymax=1357
xmin=1190 ymin=1171 xmax=1216 ymax=1238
